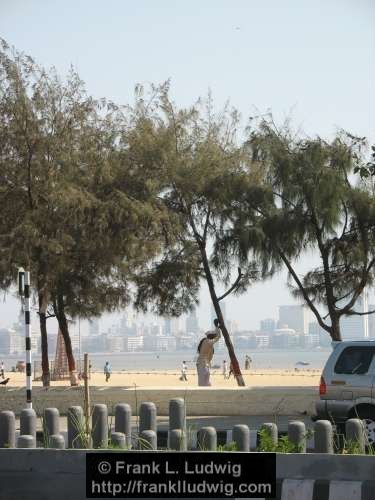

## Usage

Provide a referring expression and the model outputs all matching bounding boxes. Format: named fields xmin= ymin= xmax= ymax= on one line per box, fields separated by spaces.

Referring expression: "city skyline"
xmin=2 ymin=298 xmax=374 ymax=358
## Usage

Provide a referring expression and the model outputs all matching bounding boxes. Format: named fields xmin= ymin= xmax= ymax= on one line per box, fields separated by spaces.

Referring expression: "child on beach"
xmin=180 ymin=361 xmax=188 ymax=381
xmin=222 ymin=360 xmax=228 ymax=379
xmin=104 ymin=361 xmax=112 ymax=382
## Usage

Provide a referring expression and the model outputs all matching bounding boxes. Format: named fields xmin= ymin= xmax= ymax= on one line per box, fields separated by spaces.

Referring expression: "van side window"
xmin=334 ymin=347 xmax=375 ymax=375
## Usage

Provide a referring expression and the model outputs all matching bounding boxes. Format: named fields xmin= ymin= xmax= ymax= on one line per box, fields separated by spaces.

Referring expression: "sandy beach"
xmin=3 ymin=368 xmax=321 ymax=387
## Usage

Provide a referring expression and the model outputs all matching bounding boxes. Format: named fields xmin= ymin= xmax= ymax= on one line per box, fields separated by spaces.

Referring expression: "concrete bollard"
xmin=68 ymin=406 xmax=84 ymax=448
xmin=17 ymin=435 xmax=35 ymax=448
xmin=49 ymin=434 xmax=65 ymax=449
xmin=346 ymin=418 xmax=365 ymax=454
xmin=20 ymin=408 xmax=36 ymax=442
xmin=260 ymin=422 xmax=278 ymax=447
xmin=44 ymin=408 xmax=60 ymax=438
xmin=92 ymin=404 xmax=108 ymax=449
xmin=169 ymin=398 xmax=186 ymax=431
xmin=232 ymin=424 xmax=250 ymax=451
xmin=139 ymin=402 xmax=157 ymax=434
xmin=169 ymin=429 xmax=186 ymax=451
xmin=197 ymin=427 xmax=217 ymax=451
xmin=111 ymin=432 xmax=126 ymax=449
xmin=139 ymin=430 xmax=157 ymax=450
xmin=314 ymin=420 xmax=333 ymax=453
xmin=288 ymin=420 xmax=306 ymax=453
xmin=0 ymin=411 xmax=16 ymax=448
xmin=115 ymin=404 xmax=132 ymax=448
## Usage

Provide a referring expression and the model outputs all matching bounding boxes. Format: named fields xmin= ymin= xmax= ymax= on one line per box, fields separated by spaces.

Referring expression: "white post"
xmin=24 ymin=271 xmax=32 ymax=409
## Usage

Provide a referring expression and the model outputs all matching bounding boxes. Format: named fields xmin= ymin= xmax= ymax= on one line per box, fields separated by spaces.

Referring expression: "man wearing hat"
xmin=196 ymin=319 xmax=221 ymax=386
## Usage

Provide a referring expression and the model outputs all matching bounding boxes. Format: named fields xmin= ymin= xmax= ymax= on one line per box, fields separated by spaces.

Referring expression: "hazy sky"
xmin=0 ymin=1 xmax=374 ymax=333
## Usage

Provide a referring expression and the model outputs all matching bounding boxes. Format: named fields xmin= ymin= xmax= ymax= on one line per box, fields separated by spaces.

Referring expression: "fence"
xmin=33 ymin=359 xmax=84 ymax=381
xmin=1 ymin=398 xmax=375 ymax=499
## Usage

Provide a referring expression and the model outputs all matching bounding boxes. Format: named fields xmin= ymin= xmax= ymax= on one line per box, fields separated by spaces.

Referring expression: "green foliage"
xmin=217 ymin=441 xmax=238 ymax=452
xmin=257 ymin=428 xmax=310 ymax=453
xmin=229 ymin=118 xmax=375 ymax=340
xmin=0 ymin=40 xmax=168 ymax=380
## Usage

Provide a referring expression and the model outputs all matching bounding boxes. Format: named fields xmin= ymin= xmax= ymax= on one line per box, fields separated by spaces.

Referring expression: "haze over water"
xmin=5 ymin=349 xmax=331 ymax=372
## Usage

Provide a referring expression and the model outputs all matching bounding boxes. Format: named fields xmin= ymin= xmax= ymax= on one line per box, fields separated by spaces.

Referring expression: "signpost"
xmin=18 ymin=268 xmax=32 ymax=409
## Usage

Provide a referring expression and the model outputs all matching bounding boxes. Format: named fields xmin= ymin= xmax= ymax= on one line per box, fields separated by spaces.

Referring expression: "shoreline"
xmin=2 ymin=368 xmax=321 ymax=388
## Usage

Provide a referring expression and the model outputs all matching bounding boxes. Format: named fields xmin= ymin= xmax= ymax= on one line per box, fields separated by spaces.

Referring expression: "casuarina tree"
xmin=227 ymin=120 xmax=375 ymax=341
xmin=130 ymin=86 xmax=261 ymax=386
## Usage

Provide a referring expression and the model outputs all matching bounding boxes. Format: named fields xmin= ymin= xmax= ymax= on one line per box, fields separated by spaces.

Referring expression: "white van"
xmin=315 ymin=340 xmax=375 ymax=443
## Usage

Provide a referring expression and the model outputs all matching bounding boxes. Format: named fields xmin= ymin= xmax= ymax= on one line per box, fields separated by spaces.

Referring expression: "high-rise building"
xmin=149 ymin=323 xmax=162 ymax=336
xmin=164 ymin=317 xmax=172 ymax=336
xmin=278 ymin=305 xmax=310 ymax=335
xmin=89 ymin=319 xmax=100 ymax=336
xmin=106 ymin=336 xmax=124 ymax=352
xmin=186 ymin=309 xmax=199 ymax=334
xmin=341 ymin=293 xmax=369 ymax=340
xmin=308 ymin=321 xmax=331 ymax=347
xmin=260 ymin=318 xmax=276 ymax=332
xmin=163 ymin=317 xmax=180 ymax=336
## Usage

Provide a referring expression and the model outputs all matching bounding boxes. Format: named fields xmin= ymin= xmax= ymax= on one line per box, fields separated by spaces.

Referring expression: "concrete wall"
xmin=0 ymin=449 xmax=374 ymax=500
xmin=1 ymin=386 xmax=317 ymax=416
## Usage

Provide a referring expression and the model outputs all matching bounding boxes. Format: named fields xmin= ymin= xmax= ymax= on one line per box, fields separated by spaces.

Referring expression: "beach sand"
xmin=4 ymin=368 xmax=321 ymax=387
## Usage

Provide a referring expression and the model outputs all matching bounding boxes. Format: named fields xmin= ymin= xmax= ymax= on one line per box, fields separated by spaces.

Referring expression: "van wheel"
xmin=353 ymin=408 xmax=375 ymax=445
xmin=363 ymin=418 xmax=375 ymax=445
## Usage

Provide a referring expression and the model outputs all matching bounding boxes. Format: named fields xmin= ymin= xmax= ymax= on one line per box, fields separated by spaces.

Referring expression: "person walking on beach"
xmin=180 ymin=360 xmax=188 ymax=381
xmin=0 ymin=361 xmax=4 ymax=379
xmin=222 ymin=360 xmax=228 ymax=379
xmin=196 ymin=319 xmax=221 ymax=386
xmin=245 ymin=355 xmax=252 ymax=370
xmin=104 ymin=361 xmax=112 ymax=382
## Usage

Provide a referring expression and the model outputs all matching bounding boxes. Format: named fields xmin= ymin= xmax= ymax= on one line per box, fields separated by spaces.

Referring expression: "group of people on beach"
xmin=101 ymin=319 xmax=251 ymax=387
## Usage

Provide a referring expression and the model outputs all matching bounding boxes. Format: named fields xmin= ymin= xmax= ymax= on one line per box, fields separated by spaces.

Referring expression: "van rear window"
xmin=334 ymin=347 xmax=375 ymax=375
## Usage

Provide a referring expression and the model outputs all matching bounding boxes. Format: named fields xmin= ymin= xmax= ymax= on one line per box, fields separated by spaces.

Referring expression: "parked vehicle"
xmin=315 ymin=340 xmax=375 ymax=443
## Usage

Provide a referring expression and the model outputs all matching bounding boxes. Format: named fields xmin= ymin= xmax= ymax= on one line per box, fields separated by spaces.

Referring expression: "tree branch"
xmin=202 ymin=208 xmax=211 ymax=243
xmin=278 ymin=249 xmax=331 ymax=334
xmin=339 ymin=199 xmax=348 ymax=240
xmin=272 ymin=191 xmax=298 ymax=209
xmin=218 ymin=267 xmax=243 ymax=301
xmin=345 ymin=308 xmax=375 ymax=316
xmin=340 ymin=257 xmax=375 ymax=315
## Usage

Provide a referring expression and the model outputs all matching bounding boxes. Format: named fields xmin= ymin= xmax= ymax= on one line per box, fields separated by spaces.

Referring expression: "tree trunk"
xmin=38 ymin=292 xmax=50 ymax=387
xmin=55 ymin=292 xmax=78 ymax=386
xmin=330 ymin=316 xmax=342 ymax=342
xmin=198 ymin=242 xmax=246 ymax=386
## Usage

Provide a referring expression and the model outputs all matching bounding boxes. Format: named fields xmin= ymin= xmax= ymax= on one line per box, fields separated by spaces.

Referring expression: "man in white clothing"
xmin=196 ymin=319 xmax=221 ymax=386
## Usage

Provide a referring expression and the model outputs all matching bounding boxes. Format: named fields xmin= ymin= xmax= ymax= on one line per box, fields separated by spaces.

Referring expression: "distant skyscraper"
xmin=164 ymin=317 xmax=172 ymax=336
xmin=341 ymin=292 xmax=369 ymax=340
xmin=186 ymin=309 xmax=199 ymax=334
xmin=151 ymin=324 xmax=163 ymax=336
xmin=260 ymin=318 xmax=276 ymax=332
xmin=89 ymin=319 xmax=99 ymax=336
xmin=171 ymin=317 xmax=180 ymax=335
xmin=278 ymin=305 xmax=309 ymax=335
